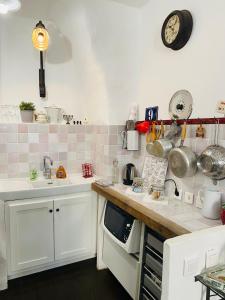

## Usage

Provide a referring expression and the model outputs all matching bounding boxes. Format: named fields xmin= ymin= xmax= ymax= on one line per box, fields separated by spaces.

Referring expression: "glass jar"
xmin=132 ymin=177 xmax=144 ymax=193
xmin=149 ymin=185 xmax=165 ymax=200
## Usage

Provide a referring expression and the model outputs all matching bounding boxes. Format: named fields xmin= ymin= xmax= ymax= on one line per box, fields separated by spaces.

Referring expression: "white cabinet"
xmin=6 ymin=192 xmax=97 ymax=276
xmin=54 ymin=193 xmax=97 ymax=261
xmin=6 ymin=199 xmax=54 ymax=273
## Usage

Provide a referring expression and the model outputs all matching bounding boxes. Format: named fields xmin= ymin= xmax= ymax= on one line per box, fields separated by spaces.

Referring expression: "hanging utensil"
xmin=169 ymin=90 xmax=193 ymax=120
xmin=197 ymin=120 xmax=225 ymax=184
xmin=149 ymin=121 xmax=181 ymax=158
xmin=160 ymin=121 xmax=165 ymax=138
xmin=146 ymin=122 xmax=157 ymax=154
xmin=196 ymin=121 xmax=205 ymax=138
xmin=168 ymin=122 xmax=198 ymax=178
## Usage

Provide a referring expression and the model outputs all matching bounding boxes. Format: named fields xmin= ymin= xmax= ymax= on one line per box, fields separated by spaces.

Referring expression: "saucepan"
xmin=149 ymin=121 xmax=181 ymax=158
xmin=168 ymin=122 xmax=198 ymax=178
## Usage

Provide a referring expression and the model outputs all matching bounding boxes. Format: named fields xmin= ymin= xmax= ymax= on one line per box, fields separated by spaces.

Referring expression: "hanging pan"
xmin=168 ymin=122 xmax=197 ymax=178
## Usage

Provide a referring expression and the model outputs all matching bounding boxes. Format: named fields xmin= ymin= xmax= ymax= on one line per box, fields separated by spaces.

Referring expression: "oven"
xmin=101 ymin=201 xmax=142 ymax=299
xmin=102 ymin=201 xmax=141 ymax=254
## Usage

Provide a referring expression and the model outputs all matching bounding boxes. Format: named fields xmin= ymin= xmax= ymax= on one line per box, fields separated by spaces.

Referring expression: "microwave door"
xmin=104 ymin=202 xmax=133 ymax=243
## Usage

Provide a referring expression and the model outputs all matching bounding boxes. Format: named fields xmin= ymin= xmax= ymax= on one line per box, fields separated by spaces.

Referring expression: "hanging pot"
xmin=149 ymin=121 xmax=181 ymax=158
xmin=168 ymin=122 xmax=197 ymax=178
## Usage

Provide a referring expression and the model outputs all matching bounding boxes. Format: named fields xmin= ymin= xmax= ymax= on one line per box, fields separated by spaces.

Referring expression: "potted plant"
xmin=19 ymin=101 xmax=36 ymax=123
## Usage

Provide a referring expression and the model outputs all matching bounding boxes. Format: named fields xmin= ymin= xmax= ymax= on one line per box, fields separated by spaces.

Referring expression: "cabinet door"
xmin=6 ymin=199 xmax=54 ymax=274
xmin=54 ymin=192 xmax=97 ymax=261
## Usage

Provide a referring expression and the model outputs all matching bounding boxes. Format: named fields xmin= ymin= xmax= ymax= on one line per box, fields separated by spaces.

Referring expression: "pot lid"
xmin=169 ymin=90 xmax=193 ymax=120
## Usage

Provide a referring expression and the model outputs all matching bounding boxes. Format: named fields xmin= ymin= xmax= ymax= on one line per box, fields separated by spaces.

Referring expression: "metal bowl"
xmin=197 ymin=145 xmax=225 ymax=181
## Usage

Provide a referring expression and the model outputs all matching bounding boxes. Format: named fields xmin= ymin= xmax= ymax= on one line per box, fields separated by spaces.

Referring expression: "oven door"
xmin=104 ymin=201 xmax=134 ymax=243
xmin=102 ymin=201 xmax=141 ymax=254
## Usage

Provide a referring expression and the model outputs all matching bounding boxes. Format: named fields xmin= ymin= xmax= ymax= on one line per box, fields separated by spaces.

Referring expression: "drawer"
xmin=141 ymin=287 xmax=158 ymax=300
xmin=143 ymin=274 xmax=161 ymax=300
xmin=146 ymin=232 xmax=164 ymax=256
xmin=145 ymin=252 xmax=162 ymax=278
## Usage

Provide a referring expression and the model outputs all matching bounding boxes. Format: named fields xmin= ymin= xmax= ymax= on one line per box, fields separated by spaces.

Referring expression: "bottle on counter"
xmin=112 ymin=159 xmax=119 ymax=184
xmin=30 ymin=168 xmax=38 ymax=181
xmin=56 ymin=166 xmax=67 ymax=179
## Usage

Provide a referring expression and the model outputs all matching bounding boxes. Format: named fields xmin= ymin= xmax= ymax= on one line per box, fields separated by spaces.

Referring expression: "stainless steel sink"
xmin=32 ymin=179 xmax=72 ymax=189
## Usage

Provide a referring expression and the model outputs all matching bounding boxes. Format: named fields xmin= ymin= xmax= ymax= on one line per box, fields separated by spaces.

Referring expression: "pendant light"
xmin=32 ymin=21 xmax=49 ymax=98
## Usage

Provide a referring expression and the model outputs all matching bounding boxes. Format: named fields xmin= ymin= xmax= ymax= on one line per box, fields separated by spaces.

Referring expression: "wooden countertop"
xmin=92 ymin=182 xmax=190 ymax=238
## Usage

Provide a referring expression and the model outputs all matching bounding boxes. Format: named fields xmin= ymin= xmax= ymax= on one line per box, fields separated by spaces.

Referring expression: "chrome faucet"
xmin=43 ymin=156 xmax=53 ymax=179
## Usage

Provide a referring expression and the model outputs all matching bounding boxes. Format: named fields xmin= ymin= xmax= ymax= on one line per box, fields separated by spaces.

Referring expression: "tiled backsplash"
xmin=0 ymin=124 xmax=94 ymax=178
xmin=0 ymin=123 xmax=138 ymax=179
xmin=0 ymin=123 xmax=224 ymax=202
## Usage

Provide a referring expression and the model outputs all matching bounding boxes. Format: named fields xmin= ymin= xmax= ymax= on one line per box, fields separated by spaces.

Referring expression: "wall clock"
xmin=161 ymin=10 xmax=193 ymax=50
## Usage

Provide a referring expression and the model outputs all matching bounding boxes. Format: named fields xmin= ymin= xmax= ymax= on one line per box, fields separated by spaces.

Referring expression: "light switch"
xmin=184 ymin=192 xmax=194 ymax=204
xmin=206 ymin=248 xmax=219 ymax=268
xmin=183 ymin=255 xmax=199 ymax=276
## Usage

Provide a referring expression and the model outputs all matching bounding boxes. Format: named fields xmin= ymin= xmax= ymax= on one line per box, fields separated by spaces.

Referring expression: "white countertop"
xmin=0 ymin=174 xmax=98 ymax=201
xmin=110 ymin=184 xmax=221 ymax=233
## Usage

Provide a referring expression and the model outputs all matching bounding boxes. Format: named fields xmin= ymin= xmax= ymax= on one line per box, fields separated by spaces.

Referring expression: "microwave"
xmin=102 ymin=201 xmax=141 ymax=254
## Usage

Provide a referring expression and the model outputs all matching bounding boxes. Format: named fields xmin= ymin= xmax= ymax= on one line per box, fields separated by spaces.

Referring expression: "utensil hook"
xmin=217 ymin=119 xmax=220 ymax=145
xmin=213 ymin=117 xmax=217 ymax=145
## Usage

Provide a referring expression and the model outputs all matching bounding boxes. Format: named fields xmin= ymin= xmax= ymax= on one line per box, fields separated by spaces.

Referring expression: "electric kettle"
xmin=122 ymin=163 xmax=137 ymax=186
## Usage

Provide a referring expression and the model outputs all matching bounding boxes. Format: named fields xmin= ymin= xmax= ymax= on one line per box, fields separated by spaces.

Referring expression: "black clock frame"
xmin=161 ymin=10 xmax=193 ymax=51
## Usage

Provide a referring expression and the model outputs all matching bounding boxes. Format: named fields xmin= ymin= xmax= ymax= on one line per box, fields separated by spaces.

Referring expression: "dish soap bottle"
xmin=56 ymin=166 xmax=67 ymax=179
xmin=112 ymin=159 xmax=119 ymax=184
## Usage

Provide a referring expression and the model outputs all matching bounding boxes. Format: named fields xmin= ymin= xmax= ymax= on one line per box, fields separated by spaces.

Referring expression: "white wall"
xmin=2 ymin=0 xmax=225 ymax=124
xmin=0 ymin=0 xmax=141 ymax=124
xmin=137 ymin=0 xmax=225 ymax=121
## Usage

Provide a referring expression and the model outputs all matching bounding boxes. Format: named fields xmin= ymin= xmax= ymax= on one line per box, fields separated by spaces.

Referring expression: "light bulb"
xmin=37 ymin=33 xmax=44 ymax=43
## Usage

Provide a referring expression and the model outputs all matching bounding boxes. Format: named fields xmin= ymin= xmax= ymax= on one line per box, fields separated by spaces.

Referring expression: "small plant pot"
xmin=20 ymin=110 xmax=34 ymax=123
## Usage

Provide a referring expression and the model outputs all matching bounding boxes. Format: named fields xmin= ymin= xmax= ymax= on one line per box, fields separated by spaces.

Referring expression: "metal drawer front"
xmin=146 ymin=232 xmax=163 ymax=256
xmin=145 ymin=252 xmax=162 ymax=278
xmin=143 ymin=274 xmax=161 ymax=300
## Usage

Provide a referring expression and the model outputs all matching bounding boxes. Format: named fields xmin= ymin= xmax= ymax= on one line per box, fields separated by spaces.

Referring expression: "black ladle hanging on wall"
xmin=32 ymin=21 xmax=49 ymax=98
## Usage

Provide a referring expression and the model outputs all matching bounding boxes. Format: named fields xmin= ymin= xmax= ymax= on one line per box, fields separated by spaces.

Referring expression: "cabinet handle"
xmin=49 ymin=209 xmax=53 ymax=213
xmin=56 ymin=208 xmax=60 ymax=212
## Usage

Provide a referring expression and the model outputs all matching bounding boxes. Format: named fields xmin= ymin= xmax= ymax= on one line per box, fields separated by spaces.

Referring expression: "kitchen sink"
xmin=31 ymin=179 xmax=72 ymax=189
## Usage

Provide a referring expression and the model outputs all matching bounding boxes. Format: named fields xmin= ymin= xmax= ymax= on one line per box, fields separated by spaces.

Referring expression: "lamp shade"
xmin=32 ymin=21 xmax=49 ymax=51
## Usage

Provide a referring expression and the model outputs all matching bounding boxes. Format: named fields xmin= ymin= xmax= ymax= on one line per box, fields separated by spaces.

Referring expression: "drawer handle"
xmin=56 ymin=208 xmax=60 ymax=212
xmin=49 ymin=209 xmax=53 ymax=213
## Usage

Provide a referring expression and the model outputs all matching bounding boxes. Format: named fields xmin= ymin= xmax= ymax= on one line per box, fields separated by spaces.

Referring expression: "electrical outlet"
xmin=183 ymin=255 xmax=199 ymax=276
xmin=184 ymin=192 xmax=194 ymax=204
xmin=205 ymin=248 xmax=219 ymax=268
xmin=174 ymin=189 xmax=182 ymax=200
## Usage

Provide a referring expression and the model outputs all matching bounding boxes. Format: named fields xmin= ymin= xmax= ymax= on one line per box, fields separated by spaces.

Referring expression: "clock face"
xmin=165 ymin=15 xmax=180 ymax=44
xmin=161 ymin=10 xmax=193 ymax=51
